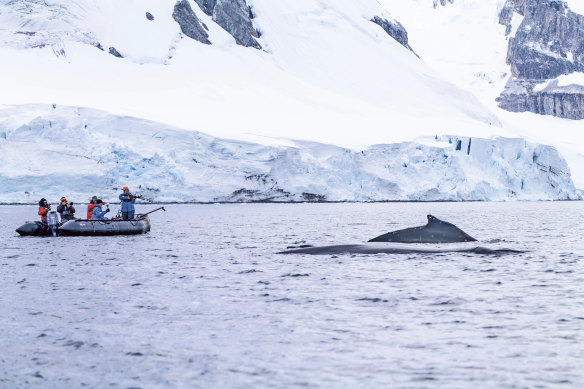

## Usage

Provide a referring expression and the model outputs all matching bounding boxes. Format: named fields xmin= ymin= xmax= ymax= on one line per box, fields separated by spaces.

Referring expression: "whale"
xmin=276 ymin=215 xmax=514 ymax=255
xmin=278 ymin=244 xmax=523 ymax=256
xmin=368 ymin=215 xmax=476 ymax=244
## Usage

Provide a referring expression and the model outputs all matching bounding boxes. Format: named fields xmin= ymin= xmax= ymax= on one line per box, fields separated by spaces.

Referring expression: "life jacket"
xmin=87 ymin=203 xmax=95 ymax=219
xmin=38 ymin=206 xmax=48 ymax=222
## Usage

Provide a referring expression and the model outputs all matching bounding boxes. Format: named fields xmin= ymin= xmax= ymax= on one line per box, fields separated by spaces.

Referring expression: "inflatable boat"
xmin=16 ymin=207 xmax=164 ymax=237
xmin=60 ymin=218 xmax=151 ymax=236
xmin=16 ymin=221 xmax=56 ymax=236
xmin=16 ymin=218 xmax=151 ymax=236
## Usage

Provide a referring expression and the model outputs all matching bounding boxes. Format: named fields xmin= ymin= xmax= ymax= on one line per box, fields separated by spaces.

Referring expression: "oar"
xmin=137 ymin=207 xmax=166 ymax=219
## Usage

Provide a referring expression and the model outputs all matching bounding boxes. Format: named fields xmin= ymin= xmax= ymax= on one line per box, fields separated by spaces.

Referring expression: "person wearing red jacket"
xmin=38 ymin=198 xmax=50 ymax=223
xmin=86 ymin=196 xmax=98 ymax=219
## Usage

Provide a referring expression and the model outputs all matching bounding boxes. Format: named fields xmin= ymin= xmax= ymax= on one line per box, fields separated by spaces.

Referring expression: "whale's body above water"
xmin=368 ymin=215 xmax=477 ymax=244
xmin=277 ymin=215 xmax=524 ymax=256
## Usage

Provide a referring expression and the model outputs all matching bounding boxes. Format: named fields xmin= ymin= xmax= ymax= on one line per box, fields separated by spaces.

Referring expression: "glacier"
xmin=0 ymin=105 xmax=578 ymax=203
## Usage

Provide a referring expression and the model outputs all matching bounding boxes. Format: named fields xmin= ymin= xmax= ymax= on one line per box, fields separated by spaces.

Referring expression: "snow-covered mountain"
xmin=0 ymin=0 xmax=583 ymax=201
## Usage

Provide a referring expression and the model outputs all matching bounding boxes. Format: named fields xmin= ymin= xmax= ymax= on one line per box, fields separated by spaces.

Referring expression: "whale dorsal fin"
xmin=427 ymin=215 xmax=441 ymax=225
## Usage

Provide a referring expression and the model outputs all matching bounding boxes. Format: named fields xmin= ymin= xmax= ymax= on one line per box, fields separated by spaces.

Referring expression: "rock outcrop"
xmin=193 ymin=0 xmax=261 ymax=49
xmin=371 ymin=16 xmax=418 ymax=57
xmin=497 ymin=0 xmax=584 ymax=119
xmin=433 ymin=0 xmax=455 ymax=8
xmin=194 ymin=0 xmax=217 ymax=17
xmin=173 ymin=0 xmax=211 ymax=45
xmin=108 ymin=47 xmax=123 ymax=58
xmin=498 ymin=78 xmax=584 ymax=119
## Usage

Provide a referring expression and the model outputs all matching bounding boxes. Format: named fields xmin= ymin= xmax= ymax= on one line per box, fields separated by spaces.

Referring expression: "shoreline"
xmin=1 ymin=199 xmax=582 ymax=205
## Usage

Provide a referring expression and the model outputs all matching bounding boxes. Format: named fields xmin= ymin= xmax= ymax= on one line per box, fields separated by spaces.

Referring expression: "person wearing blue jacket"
xmin=119 ymin=186 xmax=138 ymax=220
xmin=91 ymin=200 xmax=110 ymax=220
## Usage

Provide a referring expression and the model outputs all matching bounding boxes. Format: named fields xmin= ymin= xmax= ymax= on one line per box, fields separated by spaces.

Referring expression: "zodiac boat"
xmin=16 ymin=217 xmax=151 ymax=236
xmin=16 ymin=207 xmax=165 ymax=237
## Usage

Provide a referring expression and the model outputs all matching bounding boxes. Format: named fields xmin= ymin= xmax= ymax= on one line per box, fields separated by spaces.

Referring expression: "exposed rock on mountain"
xmin=498 ymin=78 xmax=584 ymax=119
xmin=371 ymin=16 xmax=418 ymax=57
xmin=506 ymin=0 xmax=583 ymax=80
xmin=173 ymin=0 xmax=211 ymax=45
xmin=193 ymin=0 xmax=217 ymax=16
xmin=498 ymin=0 xmax=584 ymax=119
xmin=194 ymin=0 xmax=261 ymax=49
xmin=433 ymin=0 xmax=455 ymax=8
xmin=499 ymin=0 xmax=526 ymax=34
xmin=108 ymin=46 xmax=123 ymax=58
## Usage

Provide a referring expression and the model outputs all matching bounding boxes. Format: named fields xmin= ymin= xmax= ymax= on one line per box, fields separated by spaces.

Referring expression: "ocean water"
xmin=1 ymin=202 xmax=583 ymax=388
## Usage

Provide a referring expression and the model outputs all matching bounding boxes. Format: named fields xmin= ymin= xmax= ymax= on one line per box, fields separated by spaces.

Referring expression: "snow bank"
xmin=0 ymin=105 xmax=577 ymax=203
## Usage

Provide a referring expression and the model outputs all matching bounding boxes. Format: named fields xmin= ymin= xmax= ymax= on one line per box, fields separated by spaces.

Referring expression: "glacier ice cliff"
xmin=0 ymin=105 xmax=578 ymax=203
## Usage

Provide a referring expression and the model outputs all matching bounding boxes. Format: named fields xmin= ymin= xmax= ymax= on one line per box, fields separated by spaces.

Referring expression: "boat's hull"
xmin=58 ymin=218 xmax=151 ymax=236
xmin=16 ymin=218 xmax=151 ymax=236
xmin=16 ymin=222 xmax=53 ymax=236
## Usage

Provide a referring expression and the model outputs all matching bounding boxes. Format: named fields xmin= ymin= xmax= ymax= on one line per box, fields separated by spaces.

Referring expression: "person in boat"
xmin=57 ymin=197 xmax=76 ymax=222
xmin=91 ymin=199 xmax=110 ymax=220
xmin=38 ymin=198 xmax=50 ymax=223
xmin=86 ymin=196 xmax=98 ymax=219
xmin=119 ymin=186 xmax=139 ymax=220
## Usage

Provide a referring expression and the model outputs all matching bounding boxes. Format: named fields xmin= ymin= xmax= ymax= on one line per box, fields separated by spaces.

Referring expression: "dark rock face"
xmin=108 ymin=47 xmax=123 ymax=58
xmin=371 ymin=16 xmax=418 ymax=57
xmin=498 ymin=78 xmax=584 ymax=119
xmin=214 ymin=0 xmax=261 ymax=49
xmin=499 ymin=0 xmax=526 ymax=33
xmin=193 ymin=0 xmax=217 ymax=16
xmin=506 ymin=0 xmax=584 ymax=80
xmin=497 ymin=0 xmax=584 ymax=119
xmin=433 ymin=0 xmax=455 ymax=8
xmin=172 ymin=0 xmax=211 ymax=45
xmin=193 ymin=0 xmax=261 ymax=49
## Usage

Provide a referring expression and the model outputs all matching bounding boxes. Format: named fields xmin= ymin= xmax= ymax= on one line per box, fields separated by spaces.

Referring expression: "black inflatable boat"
xmin=16 ymin=221 xmax=56 ymax=236
xmin=16 ymin=218 xmax=151 ymax=236
xmin=16 ymin=207 xmax=164 ymax=237
xmin=62 ymin=218 xmax=151 ymax=236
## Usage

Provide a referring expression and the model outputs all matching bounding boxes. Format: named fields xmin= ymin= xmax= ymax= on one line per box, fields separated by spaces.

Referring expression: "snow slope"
xmin=0 ymin=0 xmax=583 ymax=199
xmin=0 ymin=0 xmax=500 ymax=148
xmin=0 ymin=105 xmax=577 ymax=203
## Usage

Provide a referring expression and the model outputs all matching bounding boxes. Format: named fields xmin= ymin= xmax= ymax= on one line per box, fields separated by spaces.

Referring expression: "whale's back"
xmin=368 ymin=215 xmax=476 ymax=243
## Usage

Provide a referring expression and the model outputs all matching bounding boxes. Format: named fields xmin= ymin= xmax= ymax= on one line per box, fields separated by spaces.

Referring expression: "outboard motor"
xmin=47 ymin=211 xmax=60 ymax=237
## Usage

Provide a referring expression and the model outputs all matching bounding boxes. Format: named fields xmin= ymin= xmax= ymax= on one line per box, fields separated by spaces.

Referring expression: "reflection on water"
xmin=1 ymin=202 xmax=583 ymax=388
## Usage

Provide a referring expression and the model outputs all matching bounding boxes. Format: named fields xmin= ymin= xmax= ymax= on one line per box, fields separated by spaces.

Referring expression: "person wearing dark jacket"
xmin=119 ymin=186 xmax=138 ymax=220
xmin=38 ymin=198 xmax=50 ymax=223
xmin=57 ymin=197 xmax=76 ymax=222
xmin=91 ymin=200 xmax=110 ymax=220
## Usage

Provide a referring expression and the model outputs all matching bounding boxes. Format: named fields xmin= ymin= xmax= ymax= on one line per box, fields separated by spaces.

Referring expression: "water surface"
xmin=1 ymin=202 xmax=583 ymax=388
